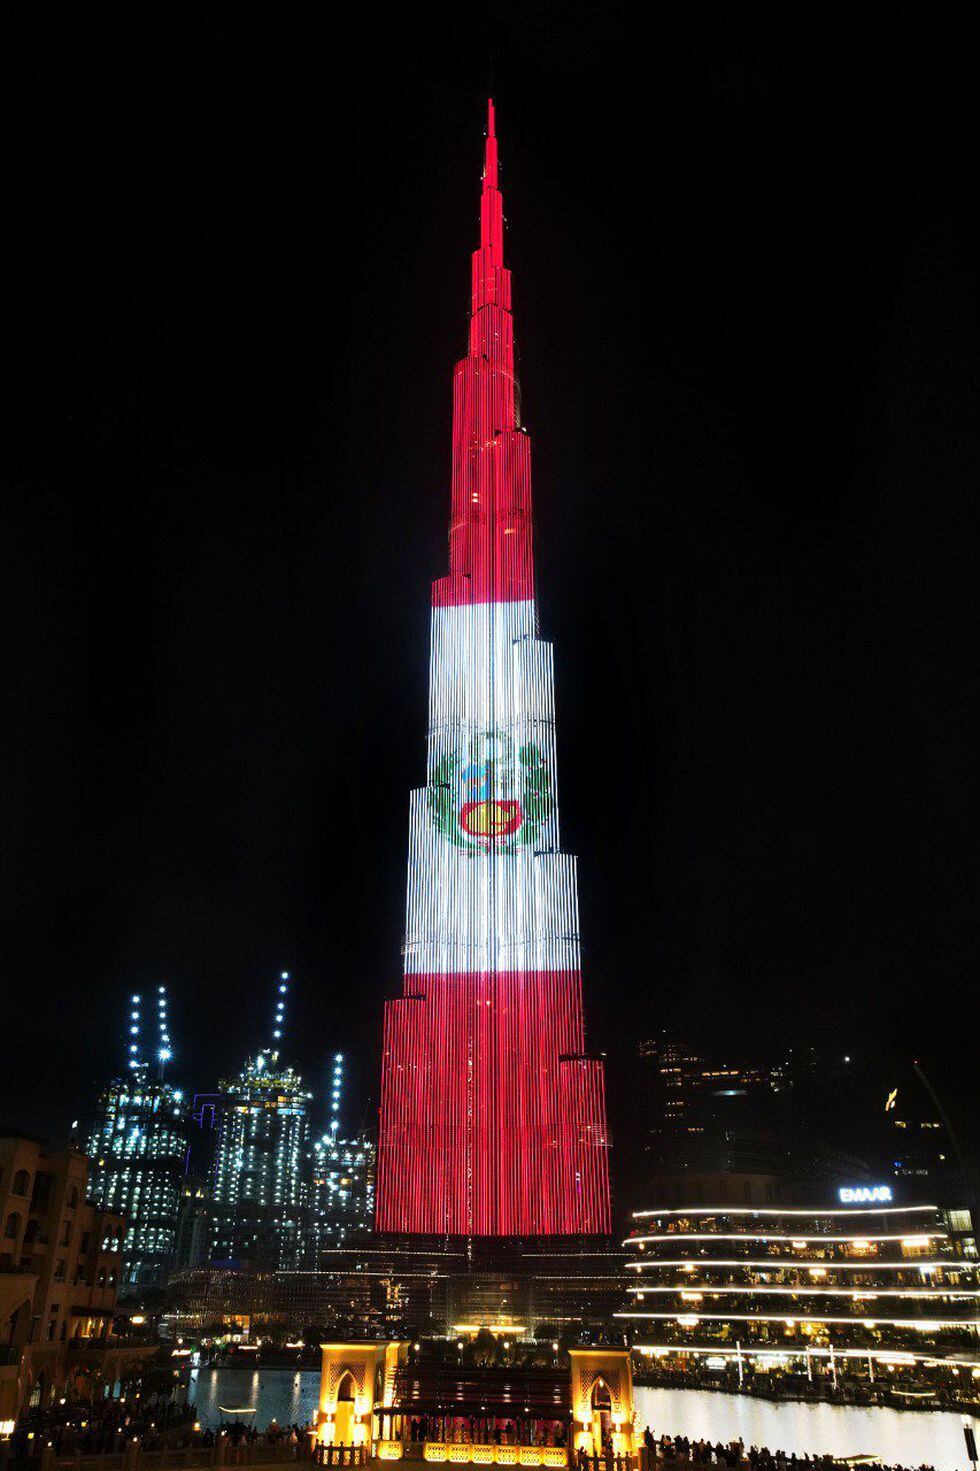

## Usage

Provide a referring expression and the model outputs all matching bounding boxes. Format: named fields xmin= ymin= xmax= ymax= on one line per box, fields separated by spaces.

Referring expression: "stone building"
xmin=1 ymin=1130 xmax=152 ymax=1425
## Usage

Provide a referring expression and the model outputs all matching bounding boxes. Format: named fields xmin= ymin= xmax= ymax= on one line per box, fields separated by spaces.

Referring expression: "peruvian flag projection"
xmin=375 ymin=101 xmax=612 ymax=1237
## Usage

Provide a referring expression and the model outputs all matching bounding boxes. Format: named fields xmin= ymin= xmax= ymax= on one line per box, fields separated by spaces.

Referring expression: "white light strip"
xmin=627 ymin=1232 xmax=948 ymax=1246
xmin=627 ymin=1258 xmax=966 ymax=1273
xmin=617 ymin=1311 xmax=979 ymax=1329
xmin=631 ymin=1205 xmax=937 ymax=1220
xmin=626 ymin=1285 xmax=980 ymax=1299
xmin=632 ymin=1345 xmax=974 ymax=1366
xmin=127 ymin=992 xmax=143 ymax=1069
xmin=273 ymin=972 xmax=289 ymax=1043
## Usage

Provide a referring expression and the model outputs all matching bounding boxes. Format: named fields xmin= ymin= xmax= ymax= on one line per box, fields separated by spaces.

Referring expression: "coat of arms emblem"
xmin=428 ymin=730 xmax=555 ymax=853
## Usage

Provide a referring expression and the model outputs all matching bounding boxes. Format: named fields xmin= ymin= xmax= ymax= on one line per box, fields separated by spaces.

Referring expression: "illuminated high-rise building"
xmin=209 ymin=974 xmax=312 ymax=1269
xmin=308 ymin=1133 xmax=376 ymax=1258
xmin=639 ymin=1031 xmax=784 ymax=1180
xmin=375 ymin=102 xmax=611 ymax=1237
xmin=86 ymin=986 xmax=188 ymax=1290
xmin=881 ymin=1062 xmax=965 ymax=1203
xmin=306 ymin=1054 xmax=375 ymax=1259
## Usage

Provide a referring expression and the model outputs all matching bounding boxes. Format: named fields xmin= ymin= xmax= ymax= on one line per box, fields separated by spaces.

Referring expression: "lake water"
xmin=187 ymin=1368 xmax=320 ymax=1432
xmin=186 ymin=1370 xmax=979 ymax=1471
xmin=635 ymin=1385 xmax=977 ymax=1471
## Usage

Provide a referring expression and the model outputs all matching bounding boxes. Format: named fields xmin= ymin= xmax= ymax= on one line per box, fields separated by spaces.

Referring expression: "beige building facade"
xmin=1 ymin=1130 xmax=145 ymax=1428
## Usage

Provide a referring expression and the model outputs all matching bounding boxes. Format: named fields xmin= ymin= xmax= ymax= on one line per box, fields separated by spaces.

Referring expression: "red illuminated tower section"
xmin=375 ymin=101 xmax=611 ymax=1237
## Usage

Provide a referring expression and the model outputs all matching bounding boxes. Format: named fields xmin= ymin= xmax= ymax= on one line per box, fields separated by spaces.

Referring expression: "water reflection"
xmin=187 ymin=1369 xmax=319 ymax=1432
xmin=635 ymin=1385 xmax=977 ymax=1471
xmin=186 ymin=1371 xmax=978 ymax=1471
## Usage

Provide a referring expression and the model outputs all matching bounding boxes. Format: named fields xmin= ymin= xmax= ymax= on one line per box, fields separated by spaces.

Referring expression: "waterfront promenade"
xmin=0 ymin=1438 xmax=950 ymax=1471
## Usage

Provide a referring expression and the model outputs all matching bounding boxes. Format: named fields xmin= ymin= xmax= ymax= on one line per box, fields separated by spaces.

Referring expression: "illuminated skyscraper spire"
xmin=436 ymin=96 xmax=530 ymax=610
xmin=92 ymin=988 xmax=188 ymax=1288
xmin=376 ymin=102 xmax=611 ymax=1237
xmin=156 ymin=984 xmax=173 ymax=1077
xmin=124 ymin=986 xmax=175 ymax=1077
xmin=271 ymin=971 xmax=289 ymax=1047
xmin=127 ymin=992 xmax=144 ymax=1071
xmin=209 ymin=981 xmax=312 ymax=1270
xmin=329 ymin=1052 xmax=344 ymax=1136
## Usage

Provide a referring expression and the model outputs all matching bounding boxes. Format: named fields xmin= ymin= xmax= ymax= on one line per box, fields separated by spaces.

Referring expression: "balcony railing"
xmin=42 ymin=1441 xmax=307 ymax=1471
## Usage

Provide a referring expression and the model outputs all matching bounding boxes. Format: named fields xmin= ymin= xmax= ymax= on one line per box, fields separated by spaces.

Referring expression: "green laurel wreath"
xmin=427 ymin=738 xmax=554 ymax=853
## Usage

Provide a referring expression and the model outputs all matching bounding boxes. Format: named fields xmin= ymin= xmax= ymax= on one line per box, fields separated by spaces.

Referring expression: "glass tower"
xmin=307 ymin=1132 xmax=376 ymax=1258
xmin=86 ymin=987 xmax=187 ymax=1290
xmin=208 ymin=987 xmax=312 ymax=1271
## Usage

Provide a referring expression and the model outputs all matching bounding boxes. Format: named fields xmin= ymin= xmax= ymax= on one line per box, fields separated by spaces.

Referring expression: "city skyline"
xmin=75 ymin=972 xmax=377 ymax=1288
xmin=2 ymin=15 xmax=978 ymax=1183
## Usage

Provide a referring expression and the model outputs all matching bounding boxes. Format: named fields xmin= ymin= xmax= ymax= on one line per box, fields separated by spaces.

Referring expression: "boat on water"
xmin=218 ymin=1405 xmax=258 ymax=1416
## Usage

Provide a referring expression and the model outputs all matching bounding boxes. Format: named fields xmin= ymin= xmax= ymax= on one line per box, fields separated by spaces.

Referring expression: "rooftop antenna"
xmin=329 ymin=1053 xmax=344 ymax=1137
xmin=156 ymin=984 xmax=173 ymax=1080
xmin=126 ymin=992 xmax=146 ymax=1073
xmin=272 ymin=971 xmax=290 ymax=1053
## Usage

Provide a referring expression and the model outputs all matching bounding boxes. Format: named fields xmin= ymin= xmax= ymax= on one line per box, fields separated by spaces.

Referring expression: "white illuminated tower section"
xmin=209 ymin=971 xmax=312 ymax=1268
xmin=87 ymin=985 xmax=187 ymax=1288
xmin=376 ymin=102 xmax=612 ymax=1237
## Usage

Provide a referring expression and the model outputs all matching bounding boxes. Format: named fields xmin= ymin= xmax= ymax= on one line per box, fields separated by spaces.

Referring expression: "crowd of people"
xmin=1 ymin=1397 xmax=951 ymax=1471
xmin=4 ymin=1397 xmax=309 ymax=1460
xmin=214 ymin=1421 xmax=306 ymax=1448
xmin=7 ymin=1397 xmax=199 ymax=1456
xmin=406 ymin=1416 xmax=567 ymax=1446
xmin=638 ymin=1425 xmax=940 ymax=1470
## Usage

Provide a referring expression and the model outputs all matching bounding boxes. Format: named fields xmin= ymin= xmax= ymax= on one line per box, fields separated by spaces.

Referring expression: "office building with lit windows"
xmin=209 ymin=974 xmax=312 ymax=1270
xmin=638 ymin=1032 xmax=785 ymax=1185
xmin=617 ymin=1199 xmax=980 ymax=1389
xmin=875 ymin=1061 xmax=974 ymax=1208
xmin=307 ymin=1132 xmax=376 ymax=1259
xmin=209 ymin=1051 xmax=312 ymax=1269
xmin=634 ymin=1033 xmax=876 ymax=1210
xmin=86 ymin=987 xmax=188 ymax=1291
xmin=305 ymin=1053 xmax=376 ymax=1260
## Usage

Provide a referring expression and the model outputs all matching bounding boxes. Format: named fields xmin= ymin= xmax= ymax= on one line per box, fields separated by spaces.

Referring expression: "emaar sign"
xmin=839 ymin=1185 xmax=893 ymax=1204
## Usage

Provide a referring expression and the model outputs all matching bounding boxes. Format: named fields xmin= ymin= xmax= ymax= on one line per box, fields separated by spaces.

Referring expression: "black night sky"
xmin=3 ymin=10 xmax=978 ymax=1196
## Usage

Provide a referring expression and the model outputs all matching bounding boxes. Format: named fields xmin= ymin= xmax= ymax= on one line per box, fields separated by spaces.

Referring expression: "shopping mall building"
xmin=616 ymin=1195 xmax=979 ymax=1389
